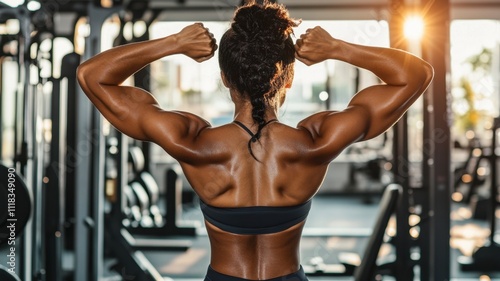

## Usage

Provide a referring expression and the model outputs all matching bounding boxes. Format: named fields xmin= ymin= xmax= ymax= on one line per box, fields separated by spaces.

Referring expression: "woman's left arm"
xmin=77 ymin=23 xmax=217 ymax=160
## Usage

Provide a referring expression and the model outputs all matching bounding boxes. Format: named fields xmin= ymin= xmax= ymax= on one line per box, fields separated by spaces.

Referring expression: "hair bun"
xmin=232 ymin=3 xmax=297 ymax=43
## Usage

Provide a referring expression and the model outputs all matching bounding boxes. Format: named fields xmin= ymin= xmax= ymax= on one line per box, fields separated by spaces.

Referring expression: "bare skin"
xmin=77 ymin=23 xmax=433 ymax=279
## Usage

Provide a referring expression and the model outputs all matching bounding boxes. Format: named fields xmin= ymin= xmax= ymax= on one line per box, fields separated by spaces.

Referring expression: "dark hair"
xmin=219 ymin=0 xmax=298 ymax=159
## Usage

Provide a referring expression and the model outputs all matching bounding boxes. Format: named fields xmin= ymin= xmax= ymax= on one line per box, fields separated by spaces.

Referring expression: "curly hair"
xmin=219 ymin=0 xmax=298 ymax=159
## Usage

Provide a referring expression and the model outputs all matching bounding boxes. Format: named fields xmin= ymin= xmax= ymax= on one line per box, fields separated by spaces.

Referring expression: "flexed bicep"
xmin=76 ymin=22 xmax=217 ymax=162
xmin=348 ymin=83 xmax=421 ymax=141
xmin=77 ymin=78 xmax=209 ymax=162
xmin=299 ymin=27 xmax=433 ymax=144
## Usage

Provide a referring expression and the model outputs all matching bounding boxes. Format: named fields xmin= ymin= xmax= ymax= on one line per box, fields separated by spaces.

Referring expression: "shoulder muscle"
xmin=297 ymin=107 xmax=370 ymax=163
xmin=142 ymin=110 xmax=211 ymax=163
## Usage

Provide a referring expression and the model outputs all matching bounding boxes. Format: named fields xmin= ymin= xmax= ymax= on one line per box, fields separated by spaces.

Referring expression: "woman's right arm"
xmin=77 ymin=23 xmax=217 ymax=163
xmin=295 ymin=26 xmax=434 ymax=162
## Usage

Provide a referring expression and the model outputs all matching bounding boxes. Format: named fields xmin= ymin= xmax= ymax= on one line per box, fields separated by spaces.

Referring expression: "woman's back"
xmin=181 ymin=121 xmax=328 ymax=279
xmin=183 ymin=121 xmax=328 ymax=206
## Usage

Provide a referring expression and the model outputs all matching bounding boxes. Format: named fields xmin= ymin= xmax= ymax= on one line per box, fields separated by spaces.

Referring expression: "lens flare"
xmin=404 ymin=15 xmax=424 ymax=40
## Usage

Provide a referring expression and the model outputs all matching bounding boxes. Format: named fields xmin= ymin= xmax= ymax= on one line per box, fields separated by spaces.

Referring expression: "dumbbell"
xmin=123 ymin=184 xmax=143 ymax=227
xmin=0 ymin=265 xmax=21 ymax=281
xmin=129 ymin=181 xmax=154 ymax=228
xmin=136 ymin=172 xmax=163 ymax=227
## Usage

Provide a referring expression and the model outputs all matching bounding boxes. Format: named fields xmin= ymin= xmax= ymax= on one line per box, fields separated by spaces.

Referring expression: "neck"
xmin=232 ymin=91 xmax=279 ymax=125
xmin=233 ymin=103 xmax=279 ymax=124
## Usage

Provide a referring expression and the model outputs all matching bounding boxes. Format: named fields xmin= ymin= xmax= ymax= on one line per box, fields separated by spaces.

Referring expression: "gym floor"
xmin=88 ymin=194 xmax=499 ymax=281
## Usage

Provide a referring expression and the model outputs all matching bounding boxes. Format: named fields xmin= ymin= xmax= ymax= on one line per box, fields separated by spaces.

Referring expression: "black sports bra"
xmin=199 ymin=199 xmax=312 ymax=235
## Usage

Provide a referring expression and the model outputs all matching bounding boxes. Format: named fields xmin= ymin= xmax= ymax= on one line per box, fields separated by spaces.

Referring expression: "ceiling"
xmin=2 ymin=0 xmax=500 ymax=23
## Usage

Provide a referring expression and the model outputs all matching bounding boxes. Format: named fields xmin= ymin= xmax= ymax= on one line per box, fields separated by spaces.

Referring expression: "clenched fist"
xmin=174 ymin=23 xmax=218 ymax=63
xmin=295 ymin=26 xmax=339 ymax=66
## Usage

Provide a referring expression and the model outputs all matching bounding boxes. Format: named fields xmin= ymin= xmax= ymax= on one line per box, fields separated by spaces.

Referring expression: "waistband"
xmin=205 ymin=265 xmax=308 ymax=281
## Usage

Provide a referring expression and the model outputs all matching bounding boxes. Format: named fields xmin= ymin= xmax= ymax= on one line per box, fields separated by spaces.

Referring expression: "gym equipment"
xmin=127 ymin=146 xmax=163 ymax=228
xmin=125 ymin=146 xmax=196 ymax=236
xmin=0 ymin=164 xmax=31 ymax=244
xmin=0 ymin=164 xmax=31 ymax=281
xmin=123 ymin=184 xmax=144 ymax=227
xmin=40 ymin=49 xmax=82 ymax=281
xmin=303 ymin=184 xmax=401 ymax=279
xmin=72 ymin=5 xmax=123 ymax=281
xmin=105 ymin=131 xmax=192 ymax=280
xmin=449 ymin=136 xmax=491 ymax=220
xmin=344 ymin=133 xmax=389 ymax=202
xmin=353 ymin=184 xmax=401 ymax=281
xmin=453 ymin=137 xmax=489 ymax=204
xmin=459 ymin=116 xmax=500 ymax=272
xmin=129 ymin=181 xmax=155 ymax=227
xmin=452 ymin=138 xmax=491 ymax=219
xmin=347 ymin=154 xmax=388 ymax=203
xmin=419 ymin=2 xmax=452 ymax=279
xmin=0 ymin=265 xmax=21 ymax=281
xmin=0 ymin=7 xmax=36 ymax=281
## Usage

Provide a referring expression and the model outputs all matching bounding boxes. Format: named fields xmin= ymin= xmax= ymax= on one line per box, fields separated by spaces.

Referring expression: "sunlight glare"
xmin=404 ymin=15 xmax=424 ymax=40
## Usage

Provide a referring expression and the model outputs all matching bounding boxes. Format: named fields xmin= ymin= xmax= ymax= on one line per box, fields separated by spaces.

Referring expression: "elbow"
xmin=412 ymin=61 xmax=434 ymax=92
xmin=76 ymin=63 xmax=88 ymax=89
xmin=422 ymin=61 xmax=434 ymax=86
xmin=76 ymin=61 xmax=98 ymax=94
xmin=420 ymin=62 xmax=434 ymax=94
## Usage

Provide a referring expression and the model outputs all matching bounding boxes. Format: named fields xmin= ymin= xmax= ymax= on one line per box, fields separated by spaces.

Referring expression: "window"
xmin=450 ymin=20 xmax=500 ymax=145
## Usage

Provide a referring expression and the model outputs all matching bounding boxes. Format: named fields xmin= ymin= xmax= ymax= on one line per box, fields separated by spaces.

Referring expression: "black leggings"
xmin=204 ymin=265 xmax=308 ymax=281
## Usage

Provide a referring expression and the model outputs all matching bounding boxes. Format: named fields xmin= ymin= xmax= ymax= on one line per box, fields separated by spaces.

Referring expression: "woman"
xmin=77 ymin=1 xmax=433 ymax=280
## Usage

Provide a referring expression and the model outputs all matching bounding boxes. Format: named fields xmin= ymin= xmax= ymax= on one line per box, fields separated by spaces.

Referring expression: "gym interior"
xmin=0 ymin=0 xmax=499 ymax=280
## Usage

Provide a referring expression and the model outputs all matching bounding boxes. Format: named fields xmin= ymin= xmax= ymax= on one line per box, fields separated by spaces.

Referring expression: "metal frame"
xmin=73 ymin=4 xmax=120 ymax=281
xmin=44 ymin=72 xmax=65 ymax=281
xmin=421 ymin=1 xmax=452 ymax=280
xmin=43 ymin=43 xmax=81 ymax=281
xmin=387 ymin=1 xmax=414 ymax=280
xmin=6 ymin=6 xmax=37 ymax=281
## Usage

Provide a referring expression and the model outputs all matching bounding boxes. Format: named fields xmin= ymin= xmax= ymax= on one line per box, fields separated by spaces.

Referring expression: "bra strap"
xmin=233 ymin=120 xmax=255 ymax=138
xmin=233 ymin=119 xmax=277 ymax=161
xmin=233 ymin=119 xmax=277 ymax=140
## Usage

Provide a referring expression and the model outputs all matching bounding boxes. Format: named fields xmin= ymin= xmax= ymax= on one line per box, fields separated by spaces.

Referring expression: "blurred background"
xmin=0 ymin=0 xmax=499 ymax=280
